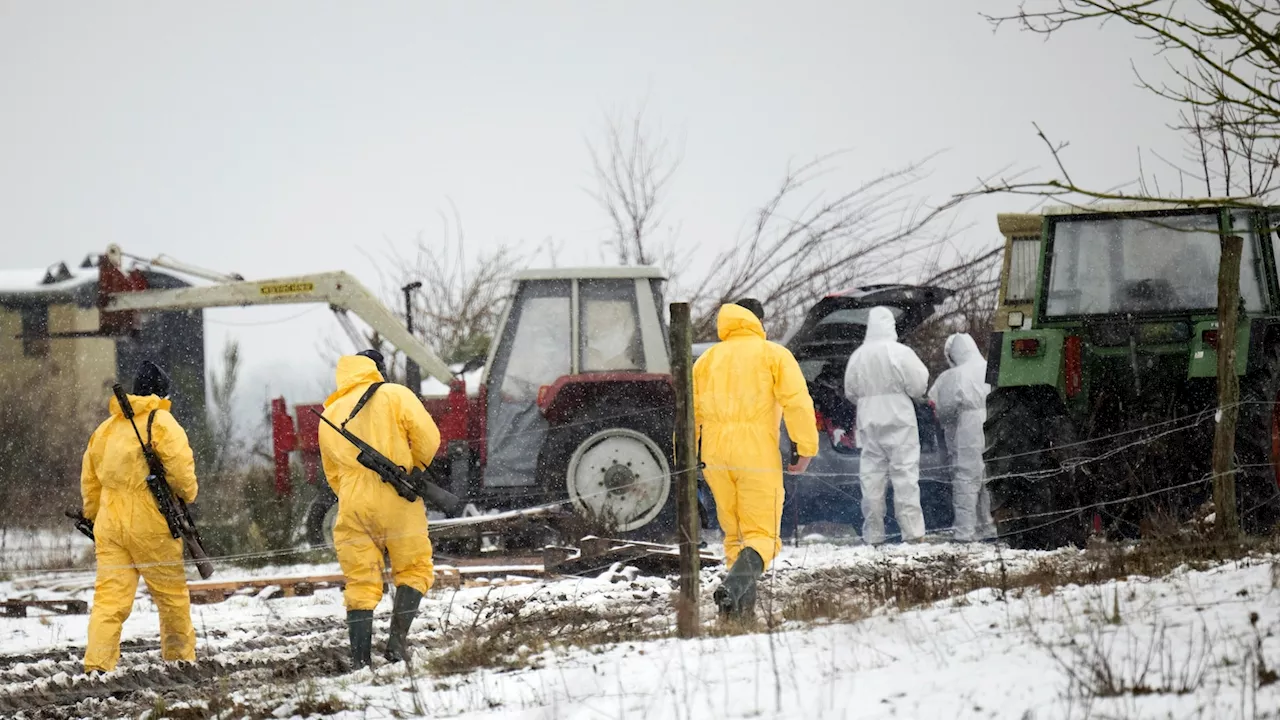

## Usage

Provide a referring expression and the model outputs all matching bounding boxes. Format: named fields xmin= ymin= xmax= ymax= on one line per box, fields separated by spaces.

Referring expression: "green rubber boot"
xmin=713 ymin=548 xmax=764 ymax=618
xmin=347 ymin=609 xmax=374 ymax=670
xmin=385 ymin=585 xmax=424 ymax=663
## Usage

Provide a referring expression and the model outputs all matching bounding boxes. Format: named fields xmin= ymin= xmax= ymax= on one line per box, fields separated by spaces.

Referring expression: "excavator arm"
xmin=96 ymin=248 xmax=455 ymax=385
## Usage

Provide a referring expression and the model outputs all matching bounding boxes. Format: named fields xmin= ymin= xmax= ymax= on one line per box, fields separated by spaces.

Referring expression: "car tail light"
xmin=1012 ymin=338 xmax=1042 ymax=357
xmin=1065 ymin=336 xmax=1082 ymax=399
xmin=1202 ymin=329 xmax=1219 ymax=349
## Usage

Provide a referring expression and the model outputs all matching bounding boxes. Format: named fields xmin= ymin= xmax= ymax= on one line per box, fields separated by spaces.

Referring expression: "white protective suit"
xmin=844 ymin=307 xmax=930 ymax=544
xmin=928 ymin=333 xmax=997 ymax=542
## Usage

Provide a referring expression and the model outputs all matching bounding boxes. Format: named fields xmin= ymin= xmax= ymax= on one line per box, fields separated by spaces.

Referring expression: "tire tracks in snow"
xmin=0 ymin=616 xmax=350 ymax=718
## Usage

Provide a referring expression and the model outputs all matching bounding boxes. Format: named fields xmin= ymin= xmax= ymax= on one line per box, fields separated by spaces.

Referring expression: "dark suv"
xmin=694 ymin=285 xmax=955 ymax=541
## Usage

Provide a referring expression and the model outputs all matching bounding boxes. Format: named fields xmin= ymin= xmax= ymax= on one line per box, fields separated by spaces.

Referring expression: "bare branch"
xmin=984 ymin=1 xmax=1280 ymax=204
xmin=685 ymin=153 xmax=982 ymax=341
xmin=585 ymin=101 xmax=684 ymax=271
xmin=364 ymin=207 xmax=522 ymax=380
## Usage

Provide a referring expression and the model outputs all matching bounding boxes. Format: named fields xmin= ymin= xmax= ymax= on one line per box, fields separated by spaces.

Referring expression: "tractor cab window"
xmin=1044 ymin=211 xmax=1264 ymax=317
xmin=494 ymin=280 xmax=571 ymax=399
xmin=1006 ymin=235 xmax=1040 ymax=304
xmin=579 ymin=279 xmax=643 ymax=372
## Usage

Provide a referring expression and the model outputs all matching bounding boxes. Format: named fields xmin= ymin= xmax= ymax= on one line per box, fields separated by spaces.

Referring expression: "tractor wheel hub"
xmin=602 ymin=463 xmax=637 ymax=493
xmin=566 ymin=427 xmax=670 ymax=533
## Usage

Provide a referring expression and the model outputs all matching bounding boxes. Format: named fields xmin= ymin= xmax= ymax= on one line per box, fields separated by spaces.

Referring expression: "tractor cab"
xmin=481 ymin=268 xmax=674 ymax=532
xmin=282 ymin=266 xmax=682 ymax=547
xmin=986 ymin=202 xmax=1280 ymax=548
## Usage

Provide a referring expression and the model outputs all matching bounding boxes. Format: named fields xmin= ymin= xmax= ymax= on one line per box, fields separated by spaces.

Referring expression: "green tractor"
xmin=984 ymin=202 xmax=1280 ymax=549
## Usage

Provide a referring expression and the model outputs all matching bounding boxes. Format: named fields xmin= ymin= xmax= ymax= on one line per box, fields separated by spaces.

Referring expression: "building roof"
xmin=0 ymin=257 xmax=192 ymax=308
xmin=0 ymin=263 xmax=96 ymax=295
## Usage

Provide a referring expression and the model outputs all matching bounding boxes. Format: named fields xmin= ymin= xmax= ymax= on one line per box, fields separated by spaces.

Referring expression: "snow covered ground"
xmin=1 ymin=541 xmax=1278 ymax=719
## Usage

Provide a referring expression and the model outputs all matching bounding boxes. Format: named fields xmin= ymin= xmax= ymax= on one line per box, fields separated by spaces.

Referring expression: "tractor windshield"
xmin=1044 ymin=211 xmax=1265 ymax=317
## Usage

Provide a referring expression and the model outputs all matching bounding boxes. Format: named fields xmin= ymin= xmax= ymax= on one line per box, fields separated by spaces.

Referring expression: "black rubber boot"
xmin=713 ymin=548 xmax=764 ymax=618
xmin=384 ymin=585 xmax=423 ymax=663
xmin=347 ymin=609 xmax=374 ymax=671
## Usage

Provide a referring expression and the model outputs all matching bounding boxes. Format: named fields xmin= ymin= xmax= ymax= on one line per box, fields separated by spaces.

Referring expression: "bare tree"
xmin=367 ymin=205 xmax=521 ymax=381
xmin=979 ymin=0 xmax=1280 ymax=205
xmin=686 ymin=153 xmax=978 ymax=342
xmin=910 ymin=245 xmax=1004 ymax=375
xmin=586 ymin=102 xmax=683 ymax=269
xmin=207 ymin=339 xmax=243 ymax=481
xmin=0 ymin=374 xmax=95 ymax=527
xmin=1166 ymin=94 xmax=1280 ymax=198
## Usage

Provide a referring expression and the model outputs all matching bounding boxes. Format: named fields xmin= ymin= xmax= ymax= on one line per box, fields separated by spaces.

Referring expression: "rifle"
xmin=65 ymin=509 xmax=94 ymax=541
xmin=111 ymin=384 xmax=215 ymax=580
xmin=310 ymin=408 xmax=465 ymax=517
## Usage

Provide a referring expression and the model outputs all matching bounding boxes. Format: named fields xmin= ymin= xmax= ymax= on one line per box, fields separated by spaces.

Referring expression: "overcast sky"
xmin=1 ymin=1 xmax=1183 ymax=414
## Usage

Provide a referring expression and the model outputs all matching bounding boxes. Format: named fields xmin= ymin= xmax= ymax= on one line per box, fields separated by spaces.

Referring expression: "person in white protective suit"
xmin=844 ymin=306 xmax=930 ymax=544
xmin=928 ymin=333 xmax=997 ymax=542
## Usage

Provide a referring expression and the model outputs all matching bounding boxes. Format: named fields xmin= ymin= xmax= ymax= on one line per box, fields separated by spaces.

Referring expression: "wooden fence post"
xmin=1213 ymin=233 xmax=1243 ymax=542
xmin=669 ymin=302 xmax=700 ymax=637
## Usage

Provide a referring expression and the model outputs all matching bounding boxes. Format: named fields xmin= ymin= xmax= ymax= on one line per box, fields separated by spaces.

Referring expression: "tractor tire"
xmin=1234 ymin=342 xmax=1280 ymax=536
xmin=538 ymin=404 xmax=676 ymax=541
xmin=984 ymin=387 xmax=1089 ymax=550
xmin=305 ymin=485 xmax=339 ymax=549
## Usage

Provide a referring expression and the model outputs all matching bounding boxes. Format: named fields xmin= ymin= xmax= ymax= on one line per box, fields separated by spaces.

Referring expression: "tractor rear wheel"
xmin=984 ymin=387 xmax=1089 ymax=550
xmin=1234 ymin=342 xmax=1280 ymax=535
xmin=538 ymin=405 xmax=675 ymax=540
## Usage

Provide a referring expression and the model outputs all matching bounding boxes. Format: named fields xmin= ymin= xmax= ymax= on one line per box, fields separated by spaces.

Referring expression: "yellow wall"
xmin=0 ymin=303 xmax=117 ymax=425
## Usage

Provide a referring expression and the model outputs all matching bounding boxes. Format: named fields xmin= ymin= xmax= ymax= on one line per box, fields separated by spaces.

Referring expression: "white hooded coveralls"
xmin=928 ymin=333 xmax=996 ymax=541
xmin=844 ymin=306 xmax=929 ymax=543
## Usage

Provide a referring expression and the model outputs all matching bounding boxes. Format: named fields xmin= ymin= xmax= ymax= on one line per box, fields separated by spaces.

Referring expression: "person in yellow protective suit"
xmin=81 ymin=360 xmax=198 ymax=673
xmin=318 ymin=349 xmax=441 ymax=669
xmin=693 ymin=301 xmax=819 ymax=619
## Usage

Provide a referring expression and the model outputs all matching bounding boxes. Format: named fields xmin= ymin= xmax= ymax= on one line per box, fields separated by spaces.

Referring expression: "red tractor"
xmin=270 ymin=267 xmax=681 ymax=546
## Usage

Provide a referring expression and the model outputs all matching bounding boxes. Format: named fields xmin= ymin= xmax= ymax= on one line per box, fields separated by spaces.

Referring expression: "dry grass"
xmin=146 ymin=680 xmax=351 ymax=719
xmin=426 ymin=597 xmax=663 ymax=676
xmin=772 ymin=535 xmax=1280 ymax=618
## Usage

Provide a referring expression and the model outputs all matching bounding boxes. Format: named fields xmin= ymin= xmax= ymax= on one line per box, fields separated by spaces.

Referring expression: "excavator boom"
xmin=102 ymin=266 xmax=455 ymax=385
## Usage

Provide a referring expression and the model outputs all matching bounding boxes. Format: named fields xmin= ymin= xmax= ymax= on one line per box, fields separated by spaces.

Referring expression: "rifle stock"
xmin=65 ymin=509 xmax=95 ymax=541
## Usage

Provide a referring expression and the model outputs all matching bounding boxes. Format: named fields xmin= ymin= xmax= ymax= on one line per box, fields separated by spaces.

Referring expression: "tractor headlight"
xmin=1008 ymin=311 xmax=1025 ymax=328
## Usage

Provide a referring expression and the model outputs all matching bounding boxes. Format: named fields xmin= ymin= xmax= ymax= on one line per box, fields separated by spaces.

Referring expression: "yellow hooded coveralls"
xmin=693 ymin=304 xmax=820 ymax=569
xmin=81 ymin=394 xmax=198 ymax=672
xmin=318 ymin=356 xmax=441 ymax=610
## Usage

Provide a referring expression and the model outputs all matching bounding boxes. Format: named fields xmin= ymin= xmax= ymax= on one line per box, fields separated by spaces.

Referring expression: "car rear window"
xmin=816 ymin=305 xmax=905 ymax=326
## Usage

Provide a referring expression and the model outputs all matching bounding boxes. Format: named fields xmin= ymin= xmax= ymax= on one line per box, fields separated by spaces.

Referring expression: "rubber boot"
xmin=347 ymin=610 xmax=374 ymax=671
xmin=384 ymin=585 xmax=423 ymax=663
xmin=713 ymin=548 xmax=764 ymax=618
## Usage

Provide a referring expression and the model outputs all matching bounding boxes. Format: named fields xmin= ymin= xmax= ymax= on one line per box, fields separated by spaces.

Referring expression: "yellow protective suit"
xmin=81 ymin=394 xmax=199 ymax=672
xmin=693 ymin=305 xmax=819 ymax=569
xmin=319 ymin=356 xmax=442 ymax=610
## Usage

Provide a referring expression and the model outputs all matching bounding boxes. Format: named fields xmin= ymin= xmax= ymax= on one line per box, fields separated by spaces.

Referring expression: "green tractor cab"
xmin=985 ymin=202 xmax=1280 ymax=548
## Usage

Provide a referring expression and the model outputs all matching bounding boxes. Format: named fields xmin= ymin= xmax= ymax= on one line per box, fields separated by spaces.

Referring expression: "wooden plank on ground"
xmin=180 ymin=563 xmax=546 ymax=604
xmin=1 ymin=599 xmax=90 ymax=618
xmin=543 ymin=537 xmax=720 ymax=578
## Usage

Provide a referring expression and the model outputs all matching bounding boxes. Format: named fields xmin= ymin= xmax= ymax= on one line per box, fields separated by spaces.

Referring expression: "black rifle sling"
xmin=342 ymin=382 xmax=386 ymax=430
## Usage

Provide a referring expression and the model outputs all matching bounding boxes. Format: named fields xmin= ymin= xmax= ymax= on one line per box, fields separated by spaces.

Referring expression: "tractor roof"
xmin=1041 ymin=198 xmax=1267 ymax=216
xmin=514 ymin=266 xmax=667 ymax=281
